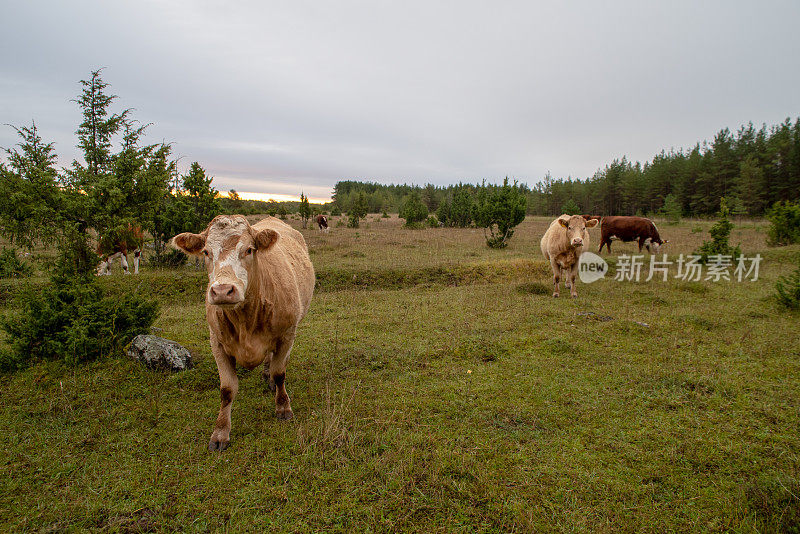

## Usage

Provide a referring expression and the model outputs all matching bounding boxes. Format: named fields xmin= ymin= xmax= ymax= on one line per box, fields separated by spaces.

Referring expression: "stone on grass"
xmin=127 ymin=334 xmax=193 ymax=372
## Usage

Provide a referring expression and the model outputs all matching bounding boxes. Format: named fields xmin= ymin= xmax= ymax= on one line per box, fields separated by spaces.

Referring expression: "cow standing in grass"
xmin=315 ymin=214 xmax=329 ymax=233
xmin=96 ymin=223 xmax=143 ymax=275
xmin=596 ymin=215 xmax=667 ymax=254
xmin=173 ymin=215 xmax=315 ymax=451
xmin=541 ymin=214 xmax=598 ymax=298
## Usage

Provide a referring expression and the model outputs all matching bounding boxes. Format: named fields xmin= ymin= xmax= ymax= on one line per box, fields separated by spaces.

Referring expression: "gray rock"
xmin=127 ymin=334 xmax=193 ymax=372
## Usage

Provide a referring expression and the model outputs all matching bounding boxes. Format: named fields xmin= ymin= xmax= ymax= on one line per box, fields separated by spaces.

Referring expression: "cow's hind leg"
xmin=270 ymin=334 xmax=296 ymax=420
xmin=133 ymin=248 xmax=141 ymax=274
xmin=209 ymin=338 xmax=238 ymax=451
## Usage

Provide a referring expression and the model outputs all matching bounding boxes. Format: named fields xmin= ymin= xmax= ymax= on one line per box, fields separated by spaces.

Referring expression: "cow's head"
xmin=646 ymin=238 xmax=669 ymax=254
xmin=559 ymin=214 xmax=598 ymax=248
xmin=172 ymin=215 xmax=278 ymax=307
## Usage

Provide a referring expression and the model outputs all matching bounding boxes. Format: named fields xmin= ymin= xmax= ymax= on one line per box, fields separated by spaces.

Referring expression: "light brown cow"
xmin=540 ymin=214 xmax=599 ymax=298
xmin=173 ymin=215 xmax=315 ymax=451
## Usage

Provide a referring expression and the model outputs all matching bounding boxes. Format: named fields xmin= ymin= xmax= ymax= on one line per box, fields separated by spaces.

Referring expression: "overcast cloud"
xmin=2 ymin=0 xmax=798 ymax=201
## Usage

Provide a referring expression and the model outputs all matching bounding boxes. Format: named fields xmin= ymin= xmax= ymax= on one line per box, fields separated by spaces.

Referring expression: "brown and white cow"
xmin=315 ymin=214 xmax=329 ymax=232
xmin=541 ymin=214 xmax=599 ymax=298
xmin=172 ymin=215 xmax=315 ymax=452
xmin=96 ymin=223 xmax=143 ymax=275
xmin=596 ymin=215 xmax=667 ymax=254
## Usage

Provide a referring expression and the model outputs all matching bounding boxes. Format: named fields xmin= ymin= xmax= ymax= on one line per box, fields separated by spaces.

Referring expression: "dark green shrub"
xmin=0 ymin=248 xmax=33 ymax=278
xmin=694 ymin=197 xmax=741 ymax=262
xmin=775 ymin=255 xmax=800 ymax=310
xmin=766 ymin=201 xmax=800 ymax=246
xmin=347 ymin=192 xmax=368 ymax=228
xmin=0 ymin=229 xmax=159 ymax=372
xmin=399 ymin=192 xmax=428 ymax=227
xmin=0 ymin=279 xmax=158 ymax=371
xmin=474 ymin=178 xmax=527 ymax=248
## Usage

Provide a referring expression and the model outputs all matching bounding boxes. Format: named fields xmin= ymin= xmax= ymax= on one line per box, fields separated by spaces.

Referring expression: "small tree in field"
xmin=474 ymin=178 xmax=527 ymax=248
xmin=695 ymin=197 xmax=741 ymax=262
xmin=299 ymin=192 xmax=311 ymax=229
xmin=399 ymin=192 xmax=428 ymax=227
xmin=347 ymin=192 xmax=368 ymax=228
xmin=450 ymin=186 xmax=474 ymax=227
xmin=560 ymin=199 xmax=580 ymax=215
xmin=766 ymin=201 xmax=800 ymax=246
xmin=661 ymin=193 xmax=682 ymax=224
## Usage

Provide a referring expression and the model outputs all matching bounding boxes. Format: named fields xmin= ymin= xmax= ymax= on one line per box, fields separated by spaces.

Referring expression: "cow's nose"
xmin=208 ymin=283 xmax=242 ymax=305
xmin=572 ymin=239 xmax=583 ymax=247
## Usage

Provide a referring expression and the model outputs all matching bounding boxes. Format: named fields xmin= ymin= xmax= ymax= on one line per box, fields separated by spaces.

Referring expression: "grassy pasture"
xmin=1 ymin=216 xmax=799 ymax=532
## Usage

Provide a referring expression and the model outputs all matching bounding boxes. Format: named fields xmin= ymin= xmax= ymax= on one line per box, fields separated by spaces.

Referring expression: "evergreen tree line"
xmin=332 ymin=118 xmax=800 ymax=218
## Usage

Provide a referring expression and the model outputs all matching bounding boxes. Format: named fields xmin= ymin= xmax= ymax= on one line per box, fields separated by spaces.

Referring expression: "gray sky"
xmin=2 ymin=0 xmax=798 ymax=202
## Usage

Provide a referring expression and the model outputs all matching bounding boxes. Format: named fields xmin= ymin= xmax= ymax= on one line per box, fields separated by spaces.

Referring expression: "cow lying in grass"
xmin=173 ymin=215 xmax=315 ymax=451
xmin=541 ymin=214 xmax=598 ymax=298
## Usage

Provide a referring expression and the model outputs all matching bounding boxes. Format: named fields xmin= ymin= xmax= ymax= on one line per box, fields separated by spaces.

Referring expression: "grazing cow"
xmin=596 ymin=216 xmax=667 ymax=254
xmin=96 ymin=223 xmax=143 ymax=275
xmin=315 ymin=214 xmax=329 ymax=232
xmin=541 ymin=214 xmax=599 ymax=298
xmin=173 ymin=215 xmax=315 ymax=452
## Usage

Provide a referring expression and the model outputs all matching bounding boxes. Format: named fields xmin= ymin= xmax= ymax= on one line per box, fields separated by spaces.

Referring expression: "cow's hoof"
xmin=276 ymin=408 xmax=294 ymax=421
xmin=208 ymin=438 xmax=230 ymax=452
xmin=552 ymin=292 xmax=559 ymax=298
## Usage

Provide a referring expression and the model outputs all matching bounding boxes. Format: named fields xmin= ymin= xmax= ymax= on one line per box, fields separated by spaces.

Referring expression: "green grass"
xmin=1 ymin=217 xmax=799 ymax=532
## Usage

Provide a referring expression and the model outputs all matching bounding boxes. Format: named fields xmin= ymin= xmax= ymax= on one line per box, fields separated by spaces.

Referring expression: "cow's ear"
xmin=173 ymin=233 xmax=206 ymax=255
xmin=586 ymin=218 xmax=599 ymax=228
xmin=253 ymin=228 xmax=279 ymax=251
xmin=558 ymin=218 xmax=569 ymax=228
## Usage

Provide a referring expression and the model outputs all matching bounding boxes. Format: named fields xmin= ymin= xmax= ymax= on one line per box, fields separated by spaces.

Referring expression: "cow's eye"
xmin=246 ymin=247 xmax=254 ymax=256
xmin=202 ymin=249 xmax=209 ymax=257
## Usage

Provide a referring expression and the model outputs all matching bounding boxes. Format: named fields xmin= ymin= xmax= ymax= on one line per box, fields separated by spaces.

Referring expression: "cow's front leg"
xmin=120 ymin=253 xmax=130 ymax=274
xmin=271 ymin=335 xmax=295 ymax=420
xmin=209 ymin=339 xmax=238 ymax=451
xmin=133 ymin=248 xmax=141 ymax=274
xmin=569 ymin=265 xmax=579 ymax=298
xmin=550 ymin=259 xmax=561 ymax=298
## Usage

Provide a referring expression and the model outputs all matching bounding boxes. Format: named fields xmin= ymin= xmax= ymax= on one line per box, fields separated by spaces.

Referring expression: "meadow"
xmin=1 ymin=215 xmax=799 ymax=532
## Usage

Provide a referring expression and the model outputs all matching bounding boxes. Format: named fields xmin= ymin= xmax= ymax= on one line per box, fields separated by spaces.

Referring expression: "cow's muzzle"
xmin=571 ymin=239 xmax=584 ymax=247
xmin=208 ymin=283 xmax=243 ymax=306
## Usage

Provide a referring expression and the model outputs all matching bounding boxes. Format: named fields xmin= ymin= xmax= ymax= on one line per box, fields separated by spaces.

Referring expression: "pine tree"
xmin=299 ymin=192 xmax=311 ymax=228
xmin=695 ymin=197 xmax=741 ymax=262
xmin=347 ymin=192 xmax=368 ymax=228
xmin=0 ymin=122 xmax=62 ymax=248
xmin=661 ymin=194 xmax=682 ymax=224
xmin=560 ymin=199 xmax=580 ymax=215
